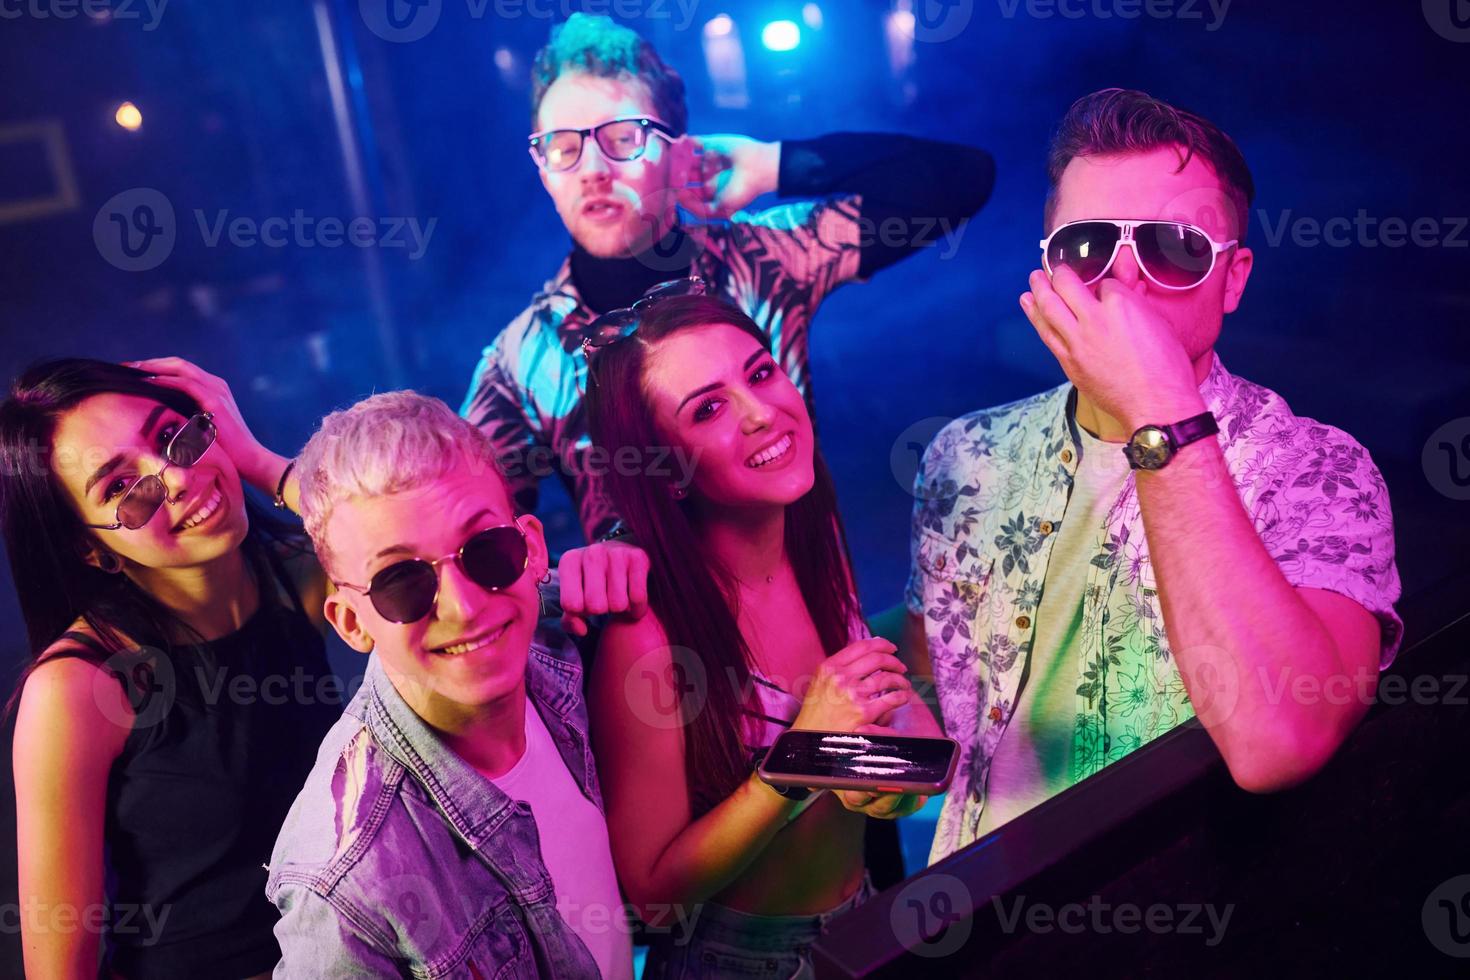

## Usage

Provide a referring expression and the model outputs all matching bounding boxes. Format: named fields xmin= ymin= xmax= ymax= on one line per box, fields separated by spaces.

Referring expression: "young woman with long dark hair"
xmin=584 ymin=290 xmax=942 ymax=977
xmin=1 ymin=357 xmax=338 ymax=979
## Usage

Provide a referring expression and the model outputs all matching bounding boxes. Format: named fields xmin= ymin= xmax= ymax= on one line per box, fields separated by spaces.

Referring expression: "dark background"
xmin=1 ymin=0 xmax=1467 ymax=973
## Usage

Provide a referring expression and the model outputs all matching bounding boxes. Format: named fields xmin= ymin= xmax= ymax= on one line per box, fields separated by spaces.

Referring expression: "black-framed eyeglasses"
xmin=1040 ymin=219 xmax=1238 ymax=291
xmin=84 ymin=412 xmax=217 ymax=531
xmin=332 ymin=523 xmax=530 ymax=625
xmin=581 ymin=276 xmax=711 ymax=357
xmin=528 ymin=116 xmax=678 ymax=173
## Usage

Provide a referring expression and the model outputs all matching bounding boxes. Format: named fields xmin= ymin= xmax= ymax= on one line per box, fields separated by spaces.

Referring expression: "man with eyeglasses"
xmin=267 ymin=391 xmax=635 ymax=978
xmin=897 ymin=89 xmax=1403 ymax=864
xmin=461 ymin=12 xmax=995 ymax=542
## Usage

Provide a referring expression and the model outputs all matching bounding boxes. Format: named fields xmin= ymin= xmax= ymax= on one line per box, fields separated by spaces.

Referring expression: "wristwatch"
xmin=751 ymin=748 xmax=812 ymax=802
xmin=1122 ymin=411 xmax=1219 ymax=471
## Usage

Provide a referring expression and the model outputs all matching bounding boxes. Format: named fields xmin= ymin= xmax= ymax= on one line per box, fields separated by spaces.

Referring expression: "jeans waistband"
xmin=676 ymin=873 xmax=874 ymax=953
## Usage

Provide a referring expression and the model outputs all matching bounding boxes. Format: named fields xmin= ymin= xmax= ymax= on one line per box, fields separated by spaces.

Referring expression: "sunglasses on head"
xmin=528 ymin=116 xmax=678 ymax=173
xmin=333 ymin=523 xmax=530 ymax=625
xmin=85 ymin=412 xmax=217 ymax=531
xmin=581 ymin=276 xmax=710 ymax=357
xmin=1040 ymin=219 xmax=1238 ymax=291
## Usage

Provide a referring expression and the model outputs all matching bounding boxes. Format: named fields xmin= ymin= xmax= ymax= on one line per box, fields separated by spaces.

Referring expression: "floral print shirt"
xmin=460 ymin=200 xmax=864 ymax=540
xmin=905 ymin=354 xmax=1403 ymax=862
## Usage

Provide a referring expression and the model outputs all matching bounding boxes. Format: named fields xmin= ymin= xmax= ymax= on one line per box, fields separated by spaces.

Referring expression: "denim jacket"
xmin=265 ymin=636 xmax=604 ymax=978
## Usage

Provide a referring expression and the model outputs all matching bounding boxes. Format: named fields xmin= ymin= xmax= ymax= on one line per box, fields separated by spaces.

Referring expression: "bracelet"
xmin=273 ymin=460 xmax=295 ymax=510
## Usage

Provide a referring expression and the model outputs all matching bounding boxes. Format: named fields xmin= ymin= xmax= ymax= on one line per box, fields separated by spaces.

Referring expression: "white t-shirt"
xmin=492 ymin=700 xmax=633 ymax=980
xmin=977 ymin=422 xmax=1132 ymax=836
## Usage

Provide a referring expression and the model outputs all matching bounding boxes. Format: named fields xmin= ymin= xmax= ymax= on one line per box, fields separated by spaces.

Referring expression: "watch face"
xmin=1130 ymin=426 xmax=1173 ymax=470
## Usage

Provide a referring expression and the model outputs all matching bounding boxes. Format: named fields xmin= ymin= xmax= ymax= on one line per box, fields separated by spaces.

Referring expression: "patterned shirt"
xmin=460 ymin=200 xmax=864 ymax=540
xmin=905 ymin=354 xmax=1403 ymax=862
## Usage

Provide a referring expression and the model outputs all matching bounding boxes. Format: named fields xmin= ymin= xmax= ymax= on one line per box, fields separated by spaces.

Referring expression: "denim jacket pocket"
xmin=428 ymin=901 xmax=536 ymax=980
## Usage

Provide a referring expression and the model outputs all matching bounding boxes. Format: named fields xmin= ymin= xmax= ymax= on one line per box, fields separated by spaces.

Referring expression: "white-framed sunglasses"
xmin=1040 ymin=219 xmax=1238 ymax=291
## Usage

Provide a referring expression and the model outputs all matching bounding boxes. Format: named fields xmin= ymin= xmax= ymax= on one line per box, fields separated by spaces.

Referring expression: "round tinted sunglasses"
xmin=84 ymin=412 xmax=217 ymax=531
xmin=333 ymin=523 xmax=530 ymax=624
xmin=581 ymin=276 xmax=710 ymax=356
xmin=528 ymin=116 xmax=678 ymax=173
xmin=1040 ymin=219 xmax=1238 ymax=291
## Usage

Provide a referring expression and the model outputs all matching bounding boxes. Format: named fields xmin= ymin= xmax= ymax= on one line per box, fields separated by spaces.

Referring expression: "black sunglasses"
xmin=85 ymin=412 xmax=217 ymax=531
xmin=581 ymin=276 xmax=711 ymax=357
xmin=333 ymin=523 xmax=530 ymax=624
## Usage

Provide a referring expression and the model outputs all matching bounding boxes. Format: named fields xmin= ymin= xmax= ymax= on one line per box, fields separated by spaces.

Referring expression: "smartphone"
xmin=757 ymin=729 xmax=960 ymax=796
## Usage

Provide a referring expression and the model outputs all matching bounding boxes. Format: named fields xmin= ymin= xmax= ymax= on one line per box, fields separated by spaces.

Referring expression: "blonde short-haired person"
xmin=263 ymin=392 xmax=636 ymax=978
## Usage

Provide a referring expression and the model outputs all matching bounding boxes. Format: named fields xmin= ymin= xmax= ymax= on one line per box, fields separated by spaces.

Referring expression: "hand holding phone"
xmin=789 ymin=639 xmax=913 ymax=733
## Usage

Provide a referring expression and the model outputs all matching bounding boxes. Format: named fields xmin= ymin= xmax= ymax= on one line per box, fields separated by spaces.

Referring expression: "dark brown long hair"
xmin=0 ymin=358 xmax=307 ymax=713
xmin=585 ymin=296 xmax=862 ymax=814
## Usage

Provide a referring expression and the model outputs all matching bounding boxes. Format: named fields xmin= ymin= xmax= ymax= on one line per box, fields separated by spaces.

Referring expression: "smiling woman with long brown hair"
xmin=584 ymin=291 xmax=942 ymax=977
xmin=1 ymin=358 xmax=337 ymax=979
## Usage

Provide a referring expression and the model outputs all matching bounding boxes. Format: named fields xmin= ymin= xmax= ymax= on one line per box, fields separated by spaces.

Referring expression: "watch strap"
xmin=1164 ymin=411 xmax=1219 ymax=450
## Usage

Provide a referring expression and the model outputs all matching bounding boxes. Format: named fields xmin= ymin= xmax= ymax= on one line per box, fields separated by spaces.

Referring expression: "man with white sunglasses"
xmin=461 ymin=12 xmax=994 ymax=543
xmin=898 ymin=89 xmax=1403 ymax=863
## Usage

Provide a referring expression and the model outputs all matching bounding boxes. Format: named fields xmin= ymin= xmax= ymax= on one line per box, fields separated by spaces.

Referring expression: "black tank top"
xmin=54 ymin=568 xmax=339 ymax=979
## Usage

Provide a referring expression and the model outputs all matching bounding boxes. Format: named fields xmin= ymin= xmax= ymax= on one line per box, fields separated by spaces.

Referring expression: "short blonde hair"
xmin=295 ymin=391 xmax=510 ymax=574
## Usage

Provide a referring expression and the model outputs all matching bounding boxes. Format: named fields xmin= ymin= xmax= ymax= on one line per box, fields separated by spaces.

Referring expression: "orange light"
xmin=114 ymin=102 xmax=142 ymax=131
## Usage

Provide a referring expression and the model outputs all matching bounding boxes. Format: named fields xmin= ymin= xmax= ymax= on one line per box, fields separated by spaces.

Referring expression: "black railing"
xmin=814 ymin=571 xmax=1470 ymax=977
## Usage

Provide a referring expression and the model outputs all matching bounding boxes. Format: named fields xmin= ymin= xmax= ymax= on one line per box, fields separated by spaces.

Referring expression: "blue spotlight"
xmin=761 ymin=19 xmax=801 ymax=51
